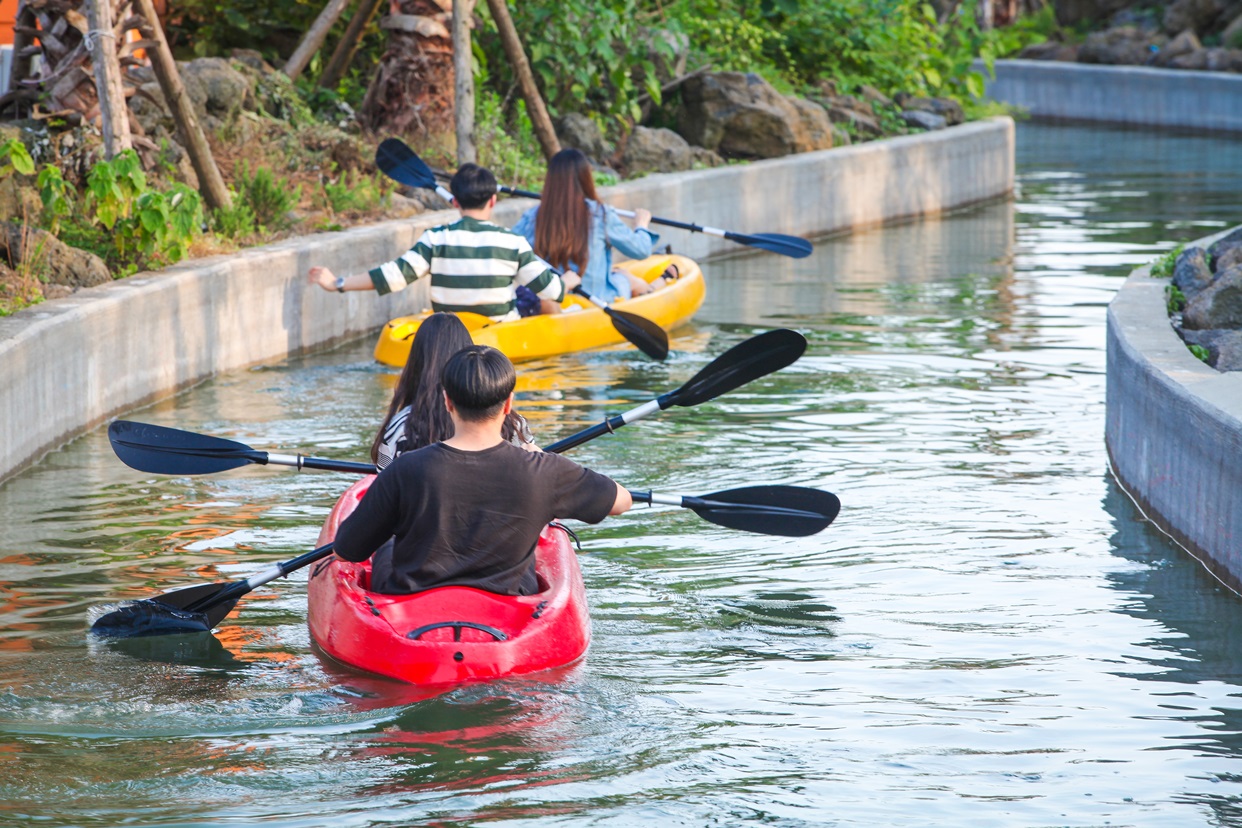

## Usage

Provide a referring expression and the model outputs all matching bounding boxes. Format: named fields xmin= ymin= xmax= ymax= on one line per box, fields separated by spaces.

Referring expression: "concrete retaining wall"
xmin=0 ymin=117 xmax=1014 ymax=483
xmin=985 ymin=59 xmax=1242 ymax=133
xmin=1106 ymin=227 xmax=1242 ymax=582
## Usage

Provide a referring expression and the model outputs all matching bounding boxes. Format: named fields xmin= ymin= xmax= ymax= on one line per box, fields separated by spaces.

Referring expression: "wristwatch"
xmin=334 ymin=275 xmax=346 ymax=293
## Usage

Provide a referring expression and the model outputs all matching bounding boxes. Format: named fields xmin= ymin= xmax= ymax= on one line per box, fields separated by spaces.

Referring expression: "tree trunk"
xmin=86 ymin=0 xmax=133 ymax=157
xmin=132 ymin=0 xmax=231 ymax=210
xmin=452 ymin=0 xmax=475 ymax=164
xmin=284 ymin=0 xmax=354 ymax=82
xmin=360 ymin=0 xmax=455 ymax=138
xmin=482 ymin=0 xmax=559 ymax=160
xmin=319 ymin=0 xmax=385 ymax=91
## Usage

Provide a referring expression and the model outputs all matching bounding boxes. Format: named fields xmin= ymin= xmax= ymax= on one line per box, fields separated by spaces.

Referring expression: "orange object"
xmin=0 ymin=0 xmax=18 ymax=47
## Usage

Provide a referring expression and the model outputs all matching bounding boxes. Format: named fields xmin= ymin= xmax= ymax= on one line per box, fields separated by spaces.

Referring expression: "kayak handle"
xmin=406 ymin=621 xmax=509 ymax=642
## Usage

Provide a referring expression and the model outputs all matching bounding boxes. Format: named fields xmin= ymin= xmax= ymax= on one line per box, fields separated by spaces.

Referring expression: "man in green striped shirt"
xmin=308 ymin=164 xmax=579 ymax=320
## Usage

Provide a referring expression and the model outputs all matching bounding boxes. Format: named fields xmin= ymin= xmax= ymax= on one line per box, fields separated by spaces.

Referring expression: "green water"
xmin=2 ymin=123 xmax=1242 ymax=826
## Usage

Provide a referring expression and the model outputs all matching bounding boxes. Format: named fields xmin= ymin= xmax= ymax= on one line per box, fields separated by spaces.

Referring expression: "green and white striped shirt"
xmin=368 ymin=216 xmax=564 ymax=321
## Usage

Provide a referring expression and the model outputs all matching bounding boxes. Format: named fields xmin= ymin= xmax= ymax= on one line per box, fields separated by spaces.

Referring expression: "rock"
xmin=0 ymin=222 xmax=111 ymax=289
xmin=895 ymin=94 xmax=964 ymax=126
xmin=788 ymin=97 xmax=836 ymax=152
xmin=0 ymin=177 xmax=41 ymax=224
xmin=1183 ymin=264 xmax=1242 ymax=329
xmin=902 ymin=110 xmax=947 ymax=130
xmin=1164 ymin=0 xmax=1227 ymax=34
xmin=1213 ymin=243 xmax=1242 ymax=273
xmin=41 ymin=283 xmax=74 ymax=301
xmin=555 ymin=113 xmax=611 ymax=161
xmin=690 ymin=146 xmax=725 ymax=168
xmin=230 ymin=49 xmax=277 ymax=75
xmin=857 ymin=84 xmax=893 ymax=109
xmin=1173 ymin=247 xmax=1214 ymax=299
xmin=1182 ymin=328 xmax=1242 ymax=370
xmin=178 ymin=57 xmax=255 ymax=128
xmin=1208 ymin=227 xmax=1242 ymax=262
xmin=1018 ymin=40 xmax=1081 ymax=60
xmin=1153 ymin=29 xmax=1202 ymax=64
xmin=1079 ymin=26 xmax=1165 ymax=64
xmin=823 ymin=103 xmax=883 ymax=137
xmin=677 ymin=72 xmax=833 ymax=159
xmin=622 ymin=126 xmax=693 ymax=175
xmin=130 ymin=82 xmax=173 ymax=135
xmin=830 ymin=123 xmax=852 ymax=146
xmin=1168 ymin=46 xmax=1242 ymax=70
xmin=1225 ymin=14 xmax=1242 ymax=48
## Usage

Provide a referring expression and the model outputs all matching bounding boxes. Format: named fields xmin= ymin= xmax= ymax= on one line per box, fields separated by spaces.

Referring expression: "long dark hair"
xmin=533 ymin=148 xmax=597 ymax=274
xmin=370 ymin=314 xmax=528 ymax=463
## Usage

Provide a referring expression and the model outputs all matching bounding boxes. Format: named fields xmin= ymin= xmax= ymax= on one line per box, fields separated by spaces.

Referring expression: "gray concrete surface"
xmin=1106 ymin=227 xmax=1242 ymax=582
xmin=0 ymin=117 xmax=1014 ymax=483
xmin=985 ymin=59 xmax=1242 ymax=133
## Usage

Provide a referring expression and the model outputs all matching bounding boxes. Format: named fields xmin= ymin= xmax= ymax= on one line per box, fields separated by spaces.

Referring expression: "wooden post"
xmin=8 ymin=1 xmax=36 ymax=93
xmin=132 ymin=0 xmax=232 ymax=210
xmin=319 ymin=0 xmax=384 ymax=91
xmin=85 ymin=0 xmax=133 ymax=158
xmin=452 ymin=0 xmax=476 ymax=164
xmin=483 ymin=0 xmax=560 ymax=160
xmin=284 ymin=0 xmax=353 ymax=82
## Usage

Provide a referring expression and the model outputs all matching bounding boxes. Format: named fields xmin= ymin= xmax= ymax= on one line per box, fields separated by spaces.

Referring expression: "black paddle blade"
xmin=90 ymin=580 xmax=242 ymax=638
xmin=606 ymin=308 xmax=669 ymax=361
xmin=728 ymin=232 xmax=813 ymax=259
xmin=109 ymin=420 xmax=260 ymax=475
xmin=669 ymin=329 xmax=806 ymax=407
xmin=690 ymin=485 xmax=840 ymax=537
xmin=375 ymin=138 xmax=436 ymax=190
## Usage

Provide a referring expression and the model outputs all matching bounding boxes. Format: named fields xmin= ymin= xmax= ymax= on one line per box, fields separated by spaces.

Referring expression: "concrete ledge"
xmin=0 ymin=117 xmax=1014 ymax=483
xmin=1106 ymin=227 xmax=1242 ymax=583
xmin=985 ymin=59 xmax=1242 ymax=133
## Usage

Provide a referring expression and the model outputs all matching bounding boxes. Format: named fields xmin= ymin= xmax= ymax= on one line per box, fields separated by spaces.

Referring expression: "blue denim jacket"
xmin=513 ymin=200 xmax=659 ymax=303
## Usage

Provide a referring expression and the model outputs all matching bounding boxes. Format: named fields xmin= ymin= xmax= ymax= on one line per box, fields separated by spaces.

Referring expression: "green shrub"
xmin=235 ymin=161 xmax=300 ymax=230
xmin=323 ymin=169 xmax=390 ymax=214
xmin=0 ymin=138 xmax=34 ymax=178
xmin=1165 ymin=284 xmax=1187 ymax=313
xmin=211 ymin=196 xmax=258 ymax=240
xmin=1188 ymin=343 xmax=1210 ymax=363
xmin=1151 ymin=244 xmax=1185 ymax=279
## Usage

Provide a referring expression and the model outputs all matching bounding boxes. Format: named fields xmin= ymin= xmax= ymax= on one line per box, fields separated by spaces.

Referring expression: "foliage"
xmin=474 ymin=92 xmax=547 ymax=189
xmin=211 ymin=197 xmax=258 ymax=240
xmin=1188 ymin=342 xmax=1211 ymax=363
xmin=0 ymin=138 xmax=35 ymax=178
xmin=36 ymin=166 xmax=74 ymax=234
xmin=321 ymin=169 xmax=391 ymax=214
xmin=235 ymin=161 xmax=301 ymax=230
xmin=1151 ymin=244 xmax=1184 ymax=279
xmin=476 ymin=0 xmax=674 ymax=124
xmin=0 ymin=215 xmax=47 ymax=317
xmin=1165 ymin=283 xmax=1186 ymax=314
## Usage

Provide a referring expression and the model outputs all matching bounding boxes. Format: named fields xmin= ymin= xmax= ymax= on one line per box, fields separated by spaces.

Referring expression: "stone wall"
xmin=984 ymin=59 xmax=1242 ymax=132
xmin=1106 ymin=226 xmax=1242 ymax=583
xmin=0 ymin=117 xmax=1014 ymax=483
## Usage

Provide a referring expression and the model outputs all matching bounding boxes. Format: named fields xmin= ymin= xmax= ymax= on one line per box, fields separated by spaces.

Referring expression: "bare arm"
xmin=307 ymin=266 xmax=375 ymax=292
xmin=609 ymin=483 xmax=632 ymax=515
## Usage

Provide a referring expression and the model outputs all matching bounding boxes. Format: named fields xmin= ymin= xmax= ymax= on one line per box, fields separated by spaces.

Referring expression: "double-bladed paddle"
xmin=376 ymin=141 xmax=669 ymax=362
xmin=375 ymin=138 xmax=814 ymax=259
xmin=91 ymin=479 xmax=840 ymax=637
xmin=106 ymin=329 xmax=806 ymax=476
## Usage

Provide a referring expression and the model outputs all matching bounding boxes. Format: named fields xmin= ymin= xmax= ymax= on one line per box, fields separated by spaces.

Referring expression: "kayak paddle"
xmin=375 ymin=138 xmax=814 ymax=259
xmin=108 ymin=420 xmax=377 ymax=476
xmin=630 ymin=485 xmax=841 ymax=537
xmin=91 ymin=544 xmax=335 ymax=637
xmin=91 ymin=479 xmax=840 ymax=637
xmin=543 ymin=328 xmax=806 ymax=453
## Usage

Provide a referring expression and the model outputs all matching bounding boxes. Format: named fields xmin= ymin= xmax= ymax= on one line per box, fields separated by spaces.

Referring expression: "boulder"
xmin=895 ymin=94 xmax=964 ymax=126
xmin=857 ymin=85 xmax=894 ymax=109
xmin=1018 ymin=40 xmax=1082 ymax=60
xmin=1164 ymin=0 xmax=1227 ymax=34
xmin=1208 ymin=227 xmax=1242 ymax=261
xmin=0 ymin=222 xmax=111 ymax=289
xmin=788 ymin=97 xmax=836 ymax=152
xmin=823 ymin=102 xmax=883 ymax=137
xmin=555 ymin=113 xmax=611 ymax=161
xmin=1182 ymin=328 xmax=1242 ymax=370
xmin=1153 ymin=29 xmax=1202 ymax=64
xmin=690 ymin=146 xmax=725 ymax=168
xmin=230 ymin=48 xmax=278 ymax=76
xmin=1079 ymin=26 xmax=1165 ymax=64
xmin=1213 ymin=243 xmax=1242 ymax=273
xmin=1183 ymin=264 xmax=1242 ymax=329
xmin=902 ymin=110 xmax=947 ymax=130
xmin=677 ymin=72 xmax=833 ymax=159
xmin=1168 ymin=46 xmax=1242 ymax=70
xmin=622 ymin=126 xmax=693 ymax=175
xmin=1173 ymin=246 xmax=1214 ymax=300
xmin=179 ymin=57 xmax=255 ymax=128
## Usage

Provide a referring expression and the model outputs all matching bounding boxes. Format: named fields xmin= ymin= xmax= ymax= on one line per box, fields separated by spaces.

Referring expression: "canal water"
xmin=3 ymin=123 xmax=1242 ymax=826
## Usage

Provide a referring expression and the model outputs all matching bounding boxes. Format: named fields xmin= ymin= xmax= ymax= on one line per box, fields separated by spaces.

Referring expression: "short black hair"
xmin=449 ymin=163 xmax=497 ymax=209
xmin=441 ymin=345 xmax=516 ymax=421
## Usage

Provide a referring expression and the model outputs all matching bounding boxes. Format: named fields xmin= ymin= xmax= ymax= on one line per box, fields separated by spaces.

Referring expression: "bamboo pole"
xmin=452 ymin=0 xmax=476 ymax=164
xmin=284 ymin=0 xmax=353 ymax=82
xmin=319 ymin=0 xmax=384 ymax=91
xmin=482 ymin=0 xmax=559 ymax=159
xmin=86 ymin=0 xmax=133 ymax=157
xmin=132 ymin=0 xmax=231 ymax=210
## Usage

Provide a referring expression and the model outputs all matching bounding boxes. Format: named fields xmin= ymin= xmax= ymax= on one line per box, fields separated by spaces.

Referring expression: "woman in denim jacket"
xmin=513 ymin=148 xmax=675 ymax=304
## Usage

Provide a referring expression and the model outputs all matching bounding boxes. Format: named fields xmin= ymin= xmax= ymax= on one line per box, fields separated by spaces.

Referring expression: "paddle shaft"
xmin=631 ymin=489 xmax=823 ymax=517
xmin=503 ymin=185 xmax=734 ymax=240
xmin=262 ymin=453 xmax=376 ymax=474
xmin=184 ymin=543 xmax=336 ymax=614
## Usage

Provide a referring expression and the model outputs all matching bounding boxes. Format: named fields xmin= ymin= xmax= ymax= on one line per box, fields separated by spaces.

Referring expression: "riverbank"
xmin=0 ymin=118 xmax=1014 ymax=484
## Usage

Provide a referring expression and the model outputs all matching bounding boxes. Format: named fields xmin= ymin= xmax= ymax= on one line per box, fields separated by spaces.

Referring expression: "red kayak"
xmin=307 ymin=477 xmax=592 ymax=685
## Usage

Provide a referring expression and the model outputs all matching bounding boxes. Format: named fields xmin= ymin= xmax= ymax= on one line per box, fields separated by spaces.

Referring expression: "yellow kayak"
xmin=373 ymin=254 xmax=705 ymax=367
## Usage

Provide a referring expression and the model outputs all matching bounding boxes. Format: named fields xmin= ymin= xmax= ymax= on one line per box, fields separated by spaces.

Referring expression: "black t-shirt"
xmin=333 ymin=441 xmax=619 ymax=595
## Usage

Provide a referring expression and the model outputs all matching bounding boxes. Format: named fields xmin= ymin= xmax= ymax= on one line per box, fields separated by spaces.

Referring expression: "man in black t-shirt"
xmin=334 ymin=345 xmax=631 ymax=595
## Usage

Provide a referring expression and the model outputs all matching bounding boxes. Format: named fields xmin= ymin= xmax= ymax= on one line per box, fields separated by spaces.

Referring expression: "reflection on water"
xmin=2 ymin=123 xmax=1242 ymax=825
